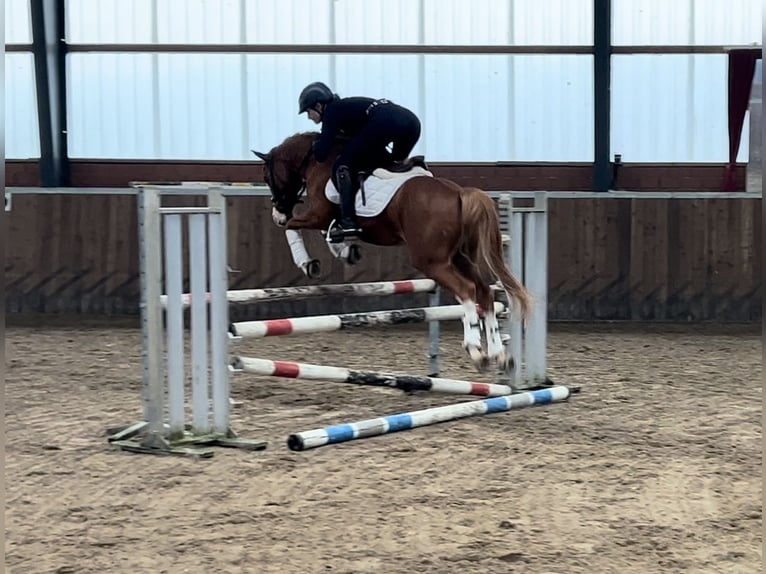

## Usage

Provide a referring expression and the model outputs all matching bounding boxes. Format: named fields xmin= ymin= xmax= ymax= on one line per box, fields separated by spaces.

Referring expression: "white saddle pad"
xmin=325 ymin=167 xmax=433 ymax=217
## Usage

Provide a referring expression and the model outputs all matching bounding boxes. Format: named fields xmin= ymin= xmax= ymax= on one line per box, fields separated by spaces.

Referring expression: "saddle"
xmin=359 ymin=156 xmax=429 ymax=183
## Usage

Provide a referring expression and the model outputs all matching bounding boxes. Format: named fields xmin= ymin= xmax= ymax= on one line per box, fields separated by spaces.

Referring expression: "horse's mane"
xmin=275 ymin=131 xmax=342 ymax=167
xmin=275 ymin=131 xmax=316 ymax=159
xmin=283 ymin=131 xmax=318 ymax=148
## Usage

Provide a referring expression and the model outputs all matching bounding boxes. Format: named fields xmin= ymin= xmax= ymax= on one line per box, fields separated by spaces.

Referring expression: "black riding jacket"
xmin=312 ymin=97 xmax=378 ymax=162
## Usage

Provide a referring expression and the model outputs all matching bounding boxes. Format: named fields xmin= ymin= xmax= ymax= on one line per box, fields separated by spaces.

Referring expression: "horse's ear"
xmin=251 ymin=150 xmax=271 ymax=162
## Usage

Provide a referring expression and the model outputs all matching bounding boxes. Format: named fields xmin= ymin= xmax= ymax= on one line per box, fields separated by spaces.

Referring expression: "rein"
xmin=294 ymin=145 xmax=314 ymax=202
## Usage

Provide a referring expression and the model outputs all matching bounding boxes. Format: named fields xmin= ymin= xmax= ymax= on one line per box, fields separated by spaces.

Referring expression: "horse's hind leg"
xmin=414 ymin=258 xmax=487 ymax=369
xmin=452 ymin=252 xmax=509 ymax=370
xmin=482 ymin=304 xmax=509 ymax=369
xmin=326 ymin=240 xmax=362 ymax=266
xmin=474 ymin=287 xmax=507 ymax=368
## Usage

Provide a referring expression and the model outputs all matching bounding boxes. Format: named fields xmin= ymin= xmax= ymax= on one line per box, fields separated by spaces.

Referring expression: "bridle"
xmin=265 ymin=146 xmax=315 ymax=217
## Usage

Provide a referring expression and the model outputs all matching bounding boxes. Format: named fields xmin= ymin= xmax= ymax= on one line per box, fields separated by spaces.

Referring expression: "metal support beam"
xmin=593 ymin=0 xmax=612 ymax=192
xmin=30 ymin=0 xmax=69 ymax=186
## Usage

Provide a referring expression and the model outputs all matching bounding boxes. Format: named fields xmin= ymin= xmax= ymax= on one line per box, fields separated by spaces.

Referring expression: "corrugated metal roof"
xmin=6 ymin=53 xmax=40 ymax=159
xmin=5 ymin=0 xmax=762 ymax=163
xmin=613 ymin=0 xmax=762 ymax=45
xmin=5 ymin=0 xmax=32 ymax=43
xmin=611 ymin=54 xmax=745 ymax=162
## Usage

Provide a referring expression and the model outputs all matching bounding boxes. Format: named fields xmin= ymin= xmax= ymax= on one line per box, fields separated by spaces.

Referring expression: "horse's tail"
xmin=458 ymin=188 xmax=533 ymax=322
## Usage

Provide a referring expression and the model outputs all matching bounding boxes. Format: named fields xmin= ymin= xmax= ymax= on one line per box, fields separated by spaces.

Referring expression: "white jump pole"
xmin=287 ymin=385 xmax=572 ymax=451
xmin=229 ymin=301 xmax=506 ymax=339
xmin=428 ymin=286 xmax=441 ymax=376
xmin=207 ymin=189 xmax=231 ymax=436
xmin=508 ymin=205 xmax=523 ymax=388
xmin=137 ymin=187 xmax=166 ymax=447
xmin=231 ymin=356 xmax=513 ymax=397
xmin=158 ymin=278 xmax=439 ymax=307
xmin=189 ymin=213 xmax=210 ymax=434
xmin=163 ymin=212 xmax=185 ymax=437
xmin=524 ymin=192 xmax=548 ymax=386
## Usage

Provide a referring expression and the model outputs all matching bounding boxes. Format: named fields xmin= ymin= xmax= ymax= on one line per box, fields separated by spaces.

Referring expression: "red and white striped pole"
xmin=231 ymin=356 xmax=512 ymax=397
xmin=230 ymin=302 xmax=506 ymax=339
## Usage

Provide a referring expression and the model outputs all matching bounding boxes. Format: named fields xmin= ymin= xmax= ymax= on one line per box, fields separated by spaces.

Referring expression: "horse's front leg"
xmin=281 ymin=204 xmax=334 ymax=278
xmin=284 ymin=229 xmax=320 ymax=278
xmin=288 ymin=202 xmax=362 ymax=268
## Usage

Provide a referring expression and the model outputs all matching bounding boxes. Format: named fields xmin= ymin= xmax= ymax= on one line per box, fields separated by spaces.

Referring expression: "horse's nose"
xmin=271 ymin=206 xmax=288 ymax=227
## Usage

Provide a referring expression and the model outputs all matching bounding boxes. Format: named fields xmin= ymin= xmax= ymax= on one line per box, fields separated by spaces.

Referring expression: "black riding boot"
xmin=328 ymin=166 xmax=362 ymax=243
xmin=387 ymin=155 xmax=429 ymax=172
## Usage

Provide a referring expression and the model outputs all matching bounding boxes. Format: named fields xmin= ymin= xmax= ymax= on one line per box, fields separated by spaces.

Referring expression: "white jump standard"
xmin=108 ymin=185 xmax=266 ymax=458
xmin=107 ymin=181 xmax=568 ymax=456
xmin=498 ymin=192 xmax=552 ymax=391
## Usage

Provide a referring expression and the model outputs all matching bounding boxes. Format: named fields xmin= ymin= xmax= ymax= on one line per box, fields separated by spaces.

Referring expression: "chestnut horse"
xmin=252 ymin=131 xmax=532 ymax=372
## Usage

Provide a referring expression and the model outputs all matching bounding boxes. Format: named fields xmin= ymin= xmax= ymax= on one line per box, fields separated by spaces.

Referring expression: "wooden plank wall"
xmin=545 ymin=197 xmax=762 ymax=321
xmin=5 ymin=193 xmax=761 ymax=321
xmin=5 ymin=160 xmax=748 ymax=192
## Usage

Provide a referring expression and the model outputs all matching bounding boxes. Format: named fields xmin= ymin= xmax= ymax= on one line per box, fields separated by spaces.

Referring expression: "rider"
xmin=298 ymin=81 xmax=423 ymax=242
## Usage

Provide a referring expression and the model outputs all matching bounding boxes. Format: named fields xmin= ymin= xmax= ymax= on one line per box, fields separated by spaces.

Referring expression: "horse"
xmin=252 ymin=131 xmax=532 ymax=372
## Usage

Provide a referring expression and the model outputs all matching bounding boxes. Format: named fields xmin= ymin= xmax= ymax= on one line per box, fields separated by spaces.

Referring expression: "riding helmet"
xmin=298 ymin=81 xmax=335 ymax=114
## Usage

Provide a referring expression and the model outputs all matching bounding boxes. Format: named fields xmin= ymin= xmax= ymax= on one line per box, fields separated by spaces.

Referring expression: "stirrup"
xmin=323 ymin=219 xmax=361 ymax=244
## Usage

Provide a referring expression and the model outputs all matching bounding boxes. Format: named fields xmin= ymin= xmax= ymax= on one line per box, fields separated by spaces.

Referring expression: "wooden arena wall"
xmin=5 ymin=159 xmax=751 ymax=191
xmin=6 ymin=163 xmax=761 ymax=322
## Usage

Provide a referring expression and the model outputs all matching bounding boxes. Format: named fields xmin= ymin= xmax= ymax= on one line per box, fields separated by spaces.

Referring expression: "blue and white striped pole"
xmin=287 ymin=386 xmax=571 ymax=451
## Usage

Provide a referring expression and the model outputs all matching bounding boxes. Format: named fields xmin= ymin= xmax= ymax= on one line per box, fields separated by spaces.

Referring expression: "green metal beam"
xmin=593 ymin=0 xmax=612 ymax=191
xmin=30 ymin=0 xmax=69 ymax=186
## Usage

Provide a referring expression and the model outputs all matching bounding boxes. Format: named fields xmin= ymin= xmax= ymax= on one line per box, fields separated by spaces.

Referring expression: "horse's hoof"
xmin=305 ymin=259 xmax=321 ymax=278
xmin=465 ymin=346 xmax=490 ymax=372
xmin=345 ymin=244 xmax=361 ymax=265
xmin=493 ymin=352 xmax=513 ymax=374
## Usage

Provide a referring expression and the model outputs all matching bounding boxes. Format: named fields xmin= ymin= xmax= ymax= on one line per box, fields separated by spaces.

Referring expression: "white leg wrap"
xmin=461 ymin=299 xmax=482 ymax=349
xmin=485 ymin=309 xmax=505 ymax=359
xmin=285 ymin=229 xmax=311 ymax=270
